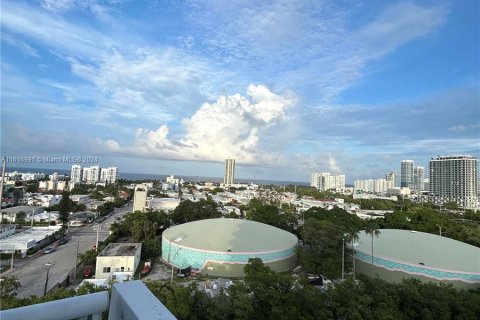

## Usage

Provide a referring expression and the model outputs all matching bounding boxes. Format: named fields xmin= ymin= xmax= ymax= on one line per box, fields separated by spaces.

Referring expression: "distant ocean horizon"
xmin=8 ymin=167 xmax=310 ymax=186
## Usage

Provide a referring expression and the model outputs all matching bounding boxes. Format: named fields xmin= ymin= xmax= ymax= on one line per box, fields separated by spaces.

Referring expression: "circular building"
xmin=162 ymin=218 xmax=298 ymax=277
xmin=354 ymin=229 xmax=480 ymax=289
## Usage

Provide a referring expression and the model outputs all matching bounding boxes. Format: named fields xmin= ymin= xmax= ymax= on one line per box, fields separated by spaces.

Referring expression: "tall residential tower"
xmin=400 ymin=160 xmax=414 ymax=189
xmin=429 ymin=155 xmax=478 ymax=208
xmin=224 ymin=158 xmax=235 ymax=185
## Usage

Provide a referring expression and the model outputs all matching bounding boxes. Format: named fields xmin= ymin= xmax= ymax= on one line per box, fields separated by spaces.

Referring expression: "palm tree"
xmin=364 ymin=222 xmax=381 ymax=265
xmin=345 ymin=230 xmax=360 ymax=280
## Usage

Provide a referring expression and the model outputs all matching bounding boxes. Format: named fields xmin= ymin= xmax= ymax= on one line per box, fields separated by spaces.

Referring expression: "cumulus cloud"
xmin=105 ymin=84 xmax=295 ymax=164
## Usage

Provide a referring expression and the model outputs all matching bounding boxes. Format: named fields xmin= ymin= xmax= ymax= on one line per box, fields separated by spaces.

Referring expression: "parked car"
xmin=58 ymin=237 xmax=69 ymax=245
xmin=44 ymin=246 xmax=56 ymax=254
xmin=83 ymin=265 xmax=94 ymax=278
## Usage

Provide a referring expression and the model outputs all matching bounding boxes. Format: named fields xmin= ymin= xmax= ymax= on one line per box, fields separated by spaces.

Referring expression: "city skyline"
xmin=1 ymin=1 xmax=479 ymax=182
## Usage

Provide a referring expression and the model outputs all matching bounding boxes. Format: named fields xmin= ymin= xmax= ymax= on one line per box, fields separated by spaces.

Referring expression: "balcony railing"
xmin=0 ymin=280 xmax=177 ymax=320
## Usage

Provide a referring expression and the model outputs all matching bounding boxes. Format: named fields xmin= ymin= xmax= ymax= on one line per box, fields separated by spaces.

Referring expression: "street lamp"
xmin=44 ymin=263 xmax=53 ymax=296
xmin=436 ymin=224 xmax=446 ymax=236
xmin=169 ymin=237 xmax=183 ymax=283
xmin=94 ymin=224 xmax=102 ymax=252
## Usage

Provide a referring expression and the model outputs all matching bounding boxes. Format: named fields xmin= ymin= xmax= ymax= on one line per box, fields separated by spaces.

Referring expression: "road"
xmin=8 ymin=204 xmax=132 ymax=298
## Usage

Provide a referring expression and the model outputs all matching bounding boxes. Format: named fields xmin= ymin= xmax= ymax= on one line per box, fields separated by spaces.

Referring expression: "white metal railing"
xmin=0 ymin=280 xmax=177 ymax=320
xmin=0 ymin=291 xmax=109 ymax=320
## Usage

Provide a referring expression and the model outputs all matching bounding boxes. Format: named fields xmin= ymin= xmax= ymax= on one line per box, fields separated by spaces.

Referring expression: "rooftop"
xmin=0 ymin=226 xmax=61 ymax=247
xmin=99 ymin=243 xmax=141 ymax=257
xmin=163 ymin=218 xmax=298 ymax=253
xmin=355 ymin=229 xmax=480 ymax=273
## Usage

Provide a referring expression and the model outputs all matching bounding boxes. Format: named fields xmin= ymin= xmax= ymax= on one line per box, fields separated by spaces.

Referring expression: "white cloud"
xmin=189 ymin=1 xmax=447 ymax=103
xmin=1 ymin=1 xmax=121 ymax=58
xmin=106 ymin=84 xmax=295 ymax=164
xmin=68 ymin=47 xmax=215 ymax=122
xmin=0 ymin=32 xmax=39 ymax=58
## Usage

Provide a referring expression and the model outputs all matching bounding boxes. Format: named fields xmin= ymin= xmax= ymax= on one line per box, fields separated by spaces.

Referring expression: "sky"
xmin=1 ymin=0 xmax=479 ymax=183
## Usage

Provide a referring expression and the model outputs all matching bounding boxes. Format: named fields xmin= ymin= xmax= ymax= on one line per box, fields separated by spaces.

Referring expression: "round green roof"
xmin=162 ymin=218 xmax=298 ymax=253
xmin=355 ymin=229 xmax=480 ymax=273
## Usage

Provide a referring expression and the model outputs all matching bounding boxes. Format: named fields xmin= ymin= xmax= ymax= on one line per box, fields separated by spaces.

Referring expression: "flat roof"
xmin=0 ymin=206 xmax=43 ymax=213
xmin=99 ymin=243 xmax=141 ymax=257
xmin=0 ymin=226 xmax=61 ymax=246
xmin=163 ymin=218 xmax=298 ymax=253
xmin=355 ymin=229 xmax=480 ymax=273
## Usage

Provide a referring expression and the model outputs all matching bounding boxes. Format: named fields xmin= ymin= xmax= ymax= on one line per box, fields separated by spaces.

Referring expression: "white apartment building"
xmin=385 ymin=172 xmax=397 ymax=187
xmin=414 ymin=166 xmax=425 ymax=192
xmin=21 ymin=173 xmax=46 ymax=181
xmin=95 ymin=243 xmax=142 ymax=279
xmin=401 ymin=160 xmax=414 ymax=189
xmin=311 ymin=172 xmax=345 ymax=191
xmin=354 ymin=179 xmax=394 ymax=193
xmin=429 ymin=155 xmax=478 ymax=208
xmin=83 ymin=166 xmax=100 ymax=184
xmin=100 ymin=167 xmax=119 ymax=184
xmin=224 ymin=158 xmax=235 ymax=185
xmin=71 ymin=165 xmax=82 ymax=183
xmin=49 ymin=173 xmax=66 ymax=182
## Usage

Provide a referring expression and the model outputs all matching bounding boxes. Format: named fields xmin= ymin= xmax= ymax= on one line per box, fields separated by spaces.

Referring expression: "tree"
xmin=15 ymin=211 xmax=27 ymax=223
xmin=58 ymin=192 xmax=76 ymax=228
xmin=345 ymin=230 xmax=360 ymax=280
xmin=365 ymin=221 xmax=381 ymax=264
xmin=0 ymin=276 xmax=21 ymax=300
xmin=300 ymin=219 xmax=344 ymax=278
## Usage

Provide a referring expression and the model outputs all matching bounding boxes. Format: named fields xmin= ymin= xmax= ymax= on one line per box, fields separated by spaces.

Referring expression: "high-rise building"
xmin=133 ymin=184 xmax=148 ymax=212
xmin=385 ymin=172 xmax=397 ymax=187
xmin=429 ymin=155 xmax=478 ymax=208
xmin=71 ymin=165 xmax=82 ymax=183
xmin=100 ymin=167 xmax=119 ymax=184
xmin=311 ymin=172 xmax=345 ymax=191
xmin=414 ymin=166 xmax=425 ymax=192
xmin=400 ymin=160 xmax=414 ymax=189
xmin=82 ymin=165 xmax=100 ymax=184
xmin=224 ymin=158 xmax=235 ymax=185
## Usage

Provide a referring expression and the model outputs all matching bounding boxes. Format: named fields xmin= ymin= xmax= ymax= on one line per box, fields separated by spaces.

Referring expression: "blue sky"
xmin=1 ymin=0 xmax=479 ymax=183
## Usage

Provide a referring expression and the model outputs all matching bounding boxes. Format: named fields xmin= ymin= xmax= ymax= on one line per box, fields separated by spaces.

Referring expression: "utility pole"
xmin=95 ymin=224 xmax=101 ymax=252
xmin=10 ymin=245 xmax=14 ymax=269
xmin=341 ymin=237 xmax=345 ymax=280
xmin=74 ymin=239 xmax=80 ymax=284
xmin=44 ymin=263 xmax=52 ymax=296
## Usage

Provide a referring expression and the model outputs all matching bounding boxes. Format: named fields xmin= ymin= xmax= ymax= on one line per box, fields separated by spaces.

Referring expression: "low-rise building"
xmin=0 ymin=206 xmax=44 ymax=222
xmin=71 ymin=194 xmax=91 ymax=203
xmin=0 ymin=225 xmax=16 ymax=239
xmin=95 ymin=243 xmax=142 ymax=279
xmin=0 ymin=226 xmax=62 ymax=257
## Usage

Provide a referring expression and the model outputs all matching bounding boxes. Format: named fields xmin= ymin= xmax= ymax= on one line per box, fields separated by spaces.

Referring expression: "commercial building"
xmin=95 ymin=243 xmax=142 ymax=279
xmin=0 ymin=225 xmax=16 ymax=239
xmin=400 ymin=160 xmax=414 ymax=189
xmin=0 ymin=226 xmax=62 ymax=257
xmin=162 ymin=218 xmax=298 ymax=278
xmin=311 ymin=172 xmax=345 ymax=191
xmin=100 ymin=167 xmax=119 ymax=184
xmin=0 ymin=206 xmax=44 ymax=222
xmin=133 ymin=184 xmax=148 ymax=212
xmin=224 ymin=158 xmax=235 ymax=185
xmin=429 ymin=155 xmax=478 ymax=208
xmin=354 ymin=229 xmax=480 ymax=289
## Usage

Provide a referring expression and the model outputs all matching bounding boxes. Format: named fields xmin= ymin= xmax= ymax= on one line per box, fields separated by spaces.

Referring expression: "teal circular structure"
xmin=354 ymin=229 xmax=480 ymax=288
xmin=162 ymin=218 xmax=298 ymax=277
